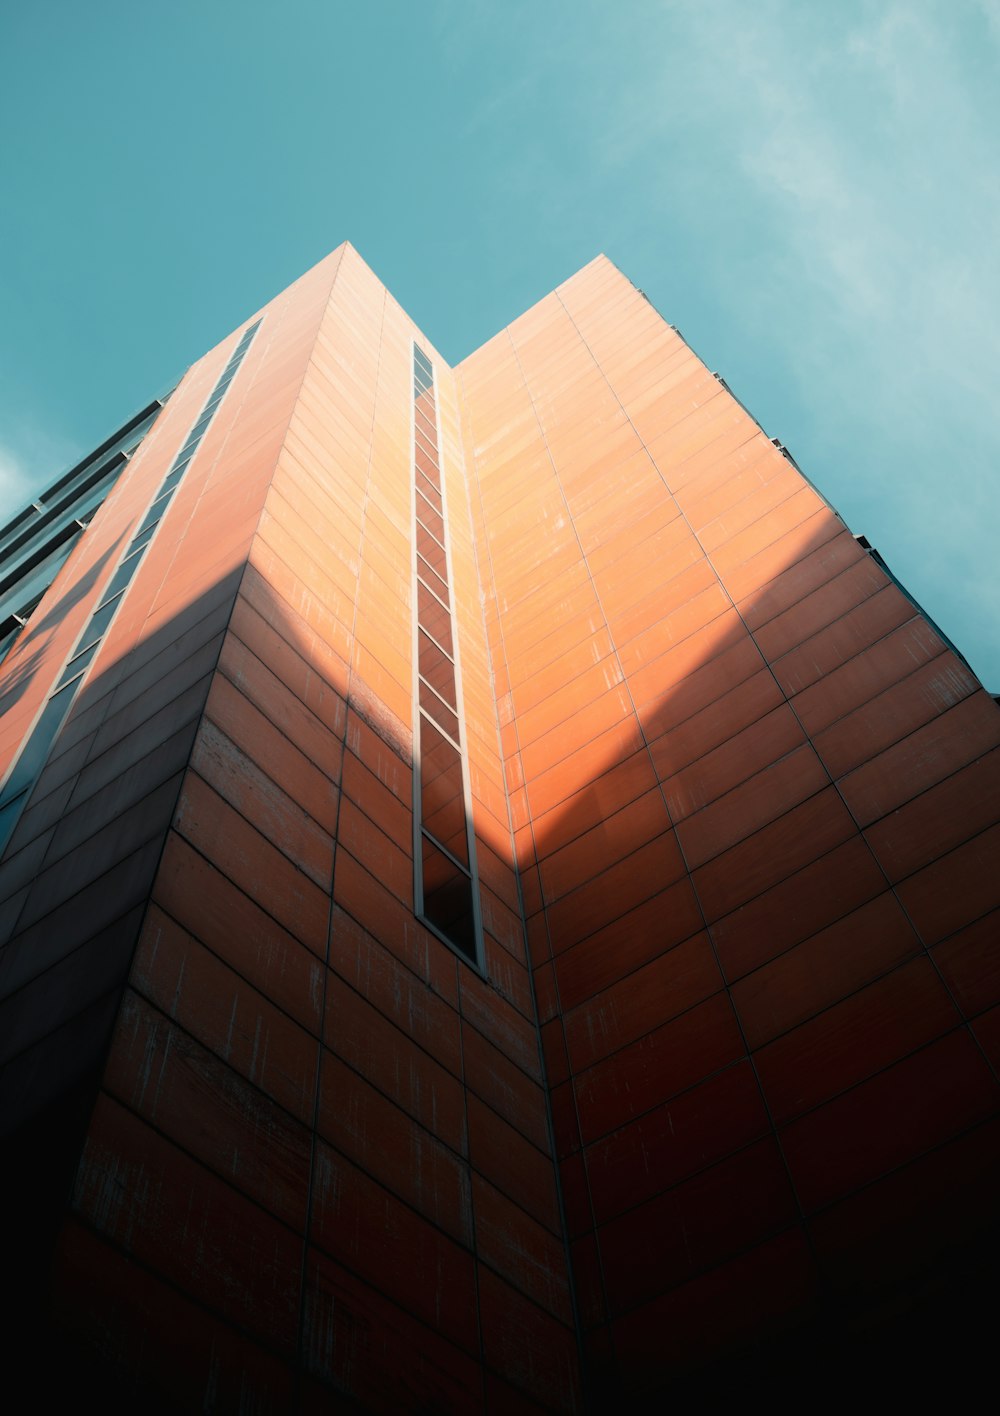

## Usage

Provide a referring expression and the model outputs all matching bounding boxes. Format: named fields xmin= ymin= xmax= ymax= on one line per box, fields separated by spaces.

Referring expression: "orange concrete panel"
xmin=754 ymin=956 xmax=960 ymax=1124
xmin=573 ymin=993 xmax=744 ymax=1146
xmin=562 ymin=930 xmax=722 ymax=1073
xmin=316 ymin=1049 xmax=472 ymax=1245
xmin=553 ymin=878 xmax=705 ymax=1013
xmin=585 ymin=1059 xmax=768 ymax=1225
xmin=310 ymin=1140 xmax=478 ymax=1353
xmin=731 ymin=892 xmax=921 ymax=1049
xmin=473 ymin=1173 xmax=573 ymax=1323
xmin=780 ymin=1028 xmax=998 ymax=1213
xmin=131 ymin=905 xmax=319 ymax=1120
xmin=325 ymin=975 xmax=467 ymax=1154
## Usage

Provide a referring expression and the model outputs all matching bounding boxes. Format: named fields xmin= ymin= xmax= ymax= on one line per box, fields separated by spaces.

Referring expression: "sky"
xmin=1 ymin=0 xmax=998 ymax=686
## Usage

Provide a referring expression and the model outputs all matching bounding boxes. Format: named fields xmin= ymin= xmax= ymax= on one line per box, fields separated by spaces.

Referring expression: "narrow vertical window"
xmin=0 ymin=320 xmax=261 ymax=859
xmin=411 ymin=344 xmax=482 ymax=964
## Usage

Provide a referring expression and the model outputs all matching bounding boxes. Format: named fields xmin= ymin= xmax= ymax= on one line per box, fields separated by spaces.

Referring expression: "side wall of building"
xmin=0 ymin=245 xmax=347 ymax=1386
xmin=14 ymin=246 xmax=577 ymax=1413
xmin=4 ymin=244 xmax=998 ymax=1408
xmin=458 ymin=254 xmax=1000 ymax=1398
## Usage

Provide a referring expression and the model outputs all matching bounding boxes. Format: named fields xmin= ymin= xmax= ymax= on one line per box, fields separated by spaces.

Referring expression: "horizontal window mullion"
xmin=415 ymin=514 xmax=447 ymax=559
xmin=418 ymin=705 xmax=462 ymax=753
xmin=420 ymin=827 xmax=471 ymax=878
xmin=416 ymin=570 xmax=449 ymax=615
xmin=96 ymin=549 xmax=143 ymax=610
xmin=57 ymin=639 xmax=100 ymax=687
xmin=416 ymin=621 xmax=454 ymax=664
xmin=418 ymin=674 xmax=458 ymax=718
xmin=416 ymin=555 xmax=449 ymax=606
xmin=74 ymin=592 xmax=123 ymax=655
xmin=411 ymin=340 xmax=479 ymax=967
xmin=418 ymin=679 xmax=460 ymax=743
xmin=0 ymin=320 xmax=264 ymax=868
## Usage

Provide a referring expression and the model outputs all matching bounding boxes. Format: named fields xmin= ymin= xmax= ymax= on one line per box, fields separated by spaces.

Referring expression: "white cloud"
xmin=0 ymin=419 xmax=79 ymax=526
xmin=440 ymin=0 xmax=1000 ymax=676
xmin=616 ymin=0 xmax=1000 ymax=679
xmin=0 ymin=444 xmax=39 ymax=520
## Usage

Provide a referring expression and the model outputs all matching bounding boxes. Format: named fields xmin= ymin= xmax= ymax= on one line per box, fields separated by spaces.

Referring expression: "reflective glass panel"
xmin=418 ymin=679 xmax=460 ymax=743
xmin=417 ymin=556 xmax=449 ymax=606
xmin=96 ymin=550 xmax=142 ymax=609
xmin=421 ymin=834 xmax=475 ymax=958
xmin=414 ymin=407 xmax=437 ymax=447
xmin=417 ymin=578 xmax=452 ymax=655
xmin=2 ymin=693 xmax=73 ymax=799
xmin=420 ymin=717 xmax=469 ymax=865
xmin=418 ymin=628 xmax=456 ymax=708
xmin=414 ymin=436 xmax=439 ymax=474
xmin=135 ymin=489 xmax=172 ymax=540
xmin=127 ymin=522 xmax=159 ymax=558
xmin=416 ymin=468 xmax=442 ymax=514
xmin=76 ymin=593 xmax=122 ymax=652
xmin=57 ymin=639 xmax=99 ymax=686
xmin=416 ymin=490 xmax=445 ymax=545
xmin=416 ymin=520 xmax=447 ymax=580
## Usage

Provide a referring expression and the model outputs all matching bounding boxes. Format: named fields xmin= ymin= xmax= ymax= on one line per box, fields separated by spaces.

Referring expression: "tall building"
xmin=1 ymin=243 xmax=998 ymax=1410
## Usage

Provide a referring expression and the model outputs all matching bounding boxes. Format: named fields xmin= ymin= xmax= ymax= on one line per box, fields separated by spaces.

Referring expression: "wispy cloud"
xmin=666 ymin=2 xmax=1000 ymax=673
xmin=395 ymin=0 xmax=1000 ymax=673
xmin=0 ymin=420 xmax=78 ymax=525
xmin=0 ymin=445 xmax=39 ymax=519
xmin=446 ymin=0 xmax=1000 ymax=677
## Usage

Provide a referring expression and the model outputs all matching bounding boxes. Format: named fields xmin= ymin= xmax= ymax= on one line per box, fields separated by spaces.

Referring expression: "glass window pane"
xmin=414 ymin=424 xmax=437 ymax=458
xmin=416 ymin=631 xmax=456 ymax=708
xmin=166 ymin=453 xmax=192 ymax=479
xmin=418 ymin=679 xmax=460 ymax=743
xmin=158 ymin=463 xmax=188 ymax=496
xmin=57 ymin=639 xmax=99 ymax=686
xmin=415 ymin=468 xmax=442 ymax=514
xmin=414 ymin=453 xmax=438 ymax=489
xmin=78 ymin=591 xmax=122 ymax=649
xmin=414 ymin=407 xmax=437 ymax=447
xmin=127 ymin=522 xmax=158 ymax=558
xmin=417 ymin=557 xmax=449 ymax=606
xmin=135 ymin=488 xmax=172 ymax=540
xmin=420 ymin=718 xmax=469 ymax=865
xmin=2 ymin=694 xmax=73 ymax=799
xmin=416 ymin=519 xmax=447 ymax=581
xmin=97 ymin=550 xmax=142 ymax=609
xmin=421 ymin=834 xmax=475 ymax=958
xmin=419 ymin=629 xmax=456 ymax=708
xmin=417 ymin=579 xmax=452 ymax=655
xmin=416 ymin=490 xmax=445 ymax=545
xmin=413 ymin=430 xmax=436 ymax=470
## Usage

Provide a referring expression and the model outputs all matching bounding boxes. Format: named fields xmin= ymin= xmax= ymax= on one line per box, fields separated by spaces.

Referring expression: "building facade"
xmin=1 ymin=243 xmax=998 ymax=1409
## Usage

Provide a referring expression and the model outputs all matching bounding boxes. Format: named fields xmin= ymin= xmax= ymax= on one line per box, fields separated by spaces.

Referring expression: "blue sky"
xmin=2 ymin=0 xmax=998 ymax=686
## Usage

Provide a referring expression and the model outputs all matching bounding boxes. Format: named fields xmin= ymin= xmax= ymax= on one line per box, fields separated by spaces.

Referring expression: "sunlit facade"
xmin=2 ymin=243 xmax=998 ymax=1408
